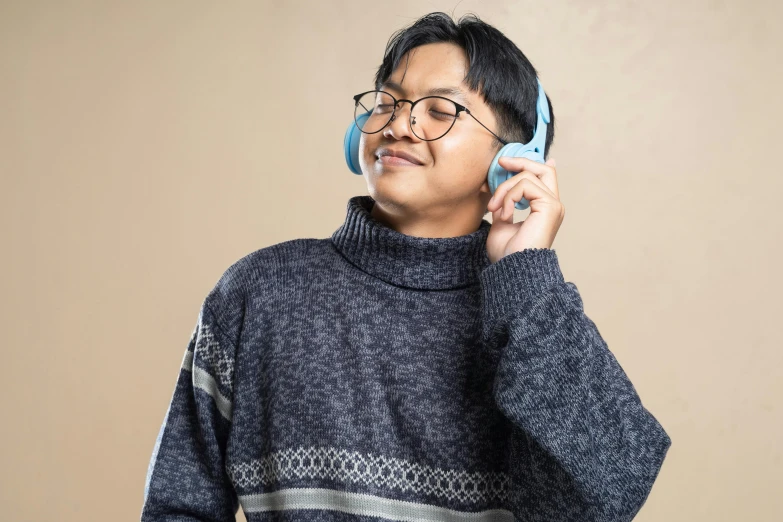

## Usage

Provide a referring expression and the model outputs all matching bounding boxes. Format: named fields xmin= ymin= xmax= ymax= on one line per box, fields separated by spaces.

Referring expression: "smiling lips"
xmin=378 ymin=156 xmax=422 ymax=167
xmin=376 ymin=148 xmax=424 ymax=166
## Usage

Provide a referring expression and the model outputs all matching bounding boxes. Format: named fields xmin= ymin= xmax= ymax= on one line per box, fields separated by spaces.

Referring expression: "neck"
xmin=369 ymin=197 xmax=486 ymax=238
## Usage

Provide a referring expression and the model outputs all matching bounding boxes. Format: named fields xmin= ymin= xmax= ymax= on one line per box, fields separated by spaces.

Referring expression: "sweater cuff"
xmin=479 ymin=248 xmax=565 ymax=326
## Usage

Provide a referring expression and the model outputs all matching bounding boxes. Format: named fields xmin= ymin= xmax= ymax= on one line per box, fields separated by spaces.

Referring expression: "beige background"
xmin=1 ymin=1 xmax=781 ymax=520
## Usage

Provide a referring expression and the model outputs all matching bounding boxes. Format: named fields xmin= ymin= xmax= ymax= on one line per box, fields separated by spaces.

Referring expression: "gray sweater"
xmin=141 ymin=194 xmax=671 ymax=522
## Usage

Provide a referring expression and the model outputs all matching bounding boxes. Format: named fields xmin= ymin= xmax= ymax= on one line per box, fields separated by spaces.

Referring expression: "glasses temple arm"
xmin=465 ymin=111 xmax=508 ymax=146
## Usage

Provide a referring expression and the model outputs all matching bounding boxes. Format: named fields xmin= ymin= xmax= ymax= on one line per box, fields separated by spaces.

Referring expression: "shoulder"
xmin=221 ymin=237 xmax=329 ymax=289
xmin=202 ymin=238 xmax=330 ymax=336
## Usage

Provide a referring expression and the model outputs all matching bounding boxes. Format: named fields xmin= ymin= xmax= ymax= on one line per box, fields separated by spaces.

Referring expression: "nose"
xmin=384 ymin=101 xmax=419 ymax=140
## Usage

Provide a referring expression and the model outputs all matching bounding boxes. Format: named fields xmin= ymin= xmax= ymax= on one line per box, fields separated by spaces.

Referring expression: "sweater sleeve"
xmin=140 ymin=294 xmax=242 ymax=522
xmin=479 ymin=248 xmax=671 ymax=522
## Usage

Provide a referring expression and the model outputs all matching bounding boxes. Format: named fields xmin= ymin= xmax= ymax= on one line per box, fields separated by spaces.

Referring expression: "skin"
xmin=359 ymin=41 xmax=564 ymax=263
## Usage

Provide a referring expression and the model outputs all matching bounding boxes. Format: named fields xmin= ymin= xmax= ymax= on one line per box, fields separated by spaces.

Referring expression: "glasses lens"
xmin=354 ymin=91 xmax=396 ymax=133
xmin=353 ymin=92 xmax=458 ymax=140
xmin=410 ymin=97 xmax=458 ymax=140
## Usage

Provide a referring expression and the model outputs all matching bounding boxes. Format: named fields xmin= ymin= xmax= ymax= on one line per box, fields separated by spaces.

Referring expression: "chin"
xmin=366 ymin=181 xmax=423 ymax=213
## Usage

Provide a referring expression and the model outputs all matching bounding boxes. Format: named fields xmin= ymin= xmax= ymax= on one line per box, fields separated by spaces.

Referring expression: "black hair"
xmin=373 ymin=11 xmax=555 ymax=157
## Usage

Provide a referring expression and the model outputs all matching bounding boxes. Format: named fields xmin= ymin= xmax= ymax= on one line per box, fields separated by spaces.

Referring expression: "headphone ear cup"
xmin=344 ymin=113 xmax=369 ymax=175
xmin=487 ymin=143 xmax=532 ymax=211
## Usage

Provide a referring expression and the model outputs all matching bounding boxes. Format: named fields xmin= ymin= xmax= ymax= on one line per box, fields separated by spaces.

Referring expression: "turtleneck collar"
xmin=330 ymin=195 xmax=492 ymax=290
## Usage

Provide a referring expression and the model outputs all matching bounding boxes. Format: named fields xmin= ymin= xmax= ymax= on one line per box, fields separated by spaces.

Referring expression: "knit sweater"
xmin=141 ymin=194 xmax=671 ymax=522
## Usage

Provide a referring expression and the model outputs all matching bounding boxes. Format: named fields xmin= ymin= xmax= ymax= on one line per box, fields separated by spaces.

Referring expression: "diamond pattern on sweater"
xmin=228 ymin=445 xmax=510 ymax=504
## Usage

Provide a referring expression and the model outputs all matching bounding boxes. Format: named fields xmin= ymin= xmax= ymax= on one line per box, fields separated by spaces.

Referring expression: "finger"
xmin=497 ymin=155 xmax=551 ymax=175
xmin=499 ymin=178 xmax=556 ymax=221
xmin=488 ymin=172 xmax=556 ymax=212
xmin=497 ymin=156 xmax=559 ymax=199
xmin=489 ymin=171 xmax=527 ymax=210
xmin=490 ymin=203 xmax=506 ymax=223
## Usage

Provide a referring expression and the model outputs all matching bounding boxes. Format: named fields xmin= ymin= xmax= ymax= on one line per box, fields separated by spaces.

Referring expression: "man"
xmin=141 ymin=11 xmax=671 ymax=522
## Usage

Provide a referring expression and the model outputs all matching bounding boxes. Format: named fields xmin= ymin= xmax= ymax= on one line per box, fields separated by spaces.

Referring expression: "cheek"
xmin=431 ymin=138 xmax=490 ymax=182
xmin=360 ymin=133 xmax=375 ymax=160
xmin=358 ymin=133 xmax=381 ymax=173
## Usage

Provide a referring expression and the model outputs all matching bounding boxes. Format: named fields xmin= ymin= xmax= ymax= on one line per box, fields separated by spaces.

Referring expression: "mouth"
xmin=376 ymin=155 xmax=423 ymax=167
xmin=375 ymin=148 xmax=425 ymax=167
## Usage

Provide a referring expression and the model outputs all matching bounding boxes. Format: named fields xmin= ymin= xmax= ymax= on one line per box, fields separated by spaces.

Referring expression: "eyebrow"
xmin=380 ymin=81 xmax=472 ymax=108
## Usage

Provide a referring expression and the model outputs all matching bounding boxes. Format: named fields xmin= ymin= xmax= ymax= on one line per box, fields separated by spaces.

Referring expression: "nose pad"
xmin=388 ymin=103 xmax=415 ymax=133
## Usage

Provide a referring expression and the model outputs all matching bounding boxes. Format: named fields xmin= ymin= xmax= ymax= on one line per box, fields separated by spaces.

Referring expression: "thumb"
xmin=545 ymin=157 xmax=557 ymax=167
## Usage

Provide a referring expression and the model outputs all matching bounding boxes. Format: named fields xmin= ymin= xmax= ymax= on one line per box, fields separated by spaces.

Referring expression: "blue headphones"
xmin=344 ymin=78 xmax=550 ymax=211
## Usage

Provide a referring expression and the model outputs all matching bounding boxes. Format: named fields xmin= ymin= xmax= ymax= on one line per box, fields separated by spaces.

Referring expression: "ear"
xmin=479 ymin=177 xmax=491 ymax=194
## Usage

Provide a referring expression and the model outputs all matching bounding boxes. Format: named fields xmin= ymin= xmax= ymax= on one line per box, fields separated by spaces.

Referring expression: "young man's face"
xmin=358 ymin=42 xmax=503 ymax=226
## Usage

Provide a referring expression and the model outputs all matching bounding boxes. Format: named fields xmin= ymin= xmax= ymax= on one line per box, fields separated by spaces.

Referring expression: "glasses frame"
xmin=352 ymin=90 xmax=509 ymax=145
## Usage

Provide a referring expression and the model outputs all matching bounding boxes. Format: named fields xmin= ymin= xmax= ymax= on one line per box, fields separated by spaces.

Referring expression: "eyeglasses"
xmin=352 ymin=90 xmax=508 ymax=144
